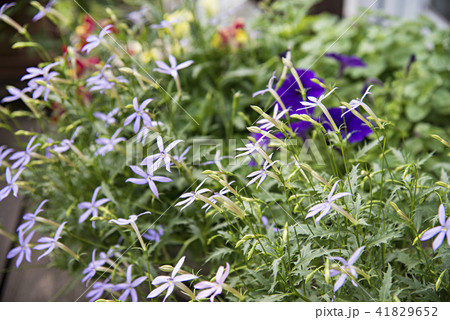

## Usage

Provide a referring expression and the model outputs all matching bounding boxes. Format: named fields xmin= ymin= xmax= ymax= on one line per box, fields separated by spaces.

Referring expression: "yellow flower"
xmin=165 ymin=9 xmax=193 ymax=39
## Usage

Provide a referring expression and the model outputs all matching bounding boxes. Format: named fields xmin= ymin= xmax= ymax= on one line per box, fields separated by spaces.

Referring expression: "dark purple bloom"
xmin=276 ymin=69 xmax=324 ymax=116
xmin=325 ymin=53 xmax=366 ymax=78
xmin=317 ymin=107 xmax=373 ymax=144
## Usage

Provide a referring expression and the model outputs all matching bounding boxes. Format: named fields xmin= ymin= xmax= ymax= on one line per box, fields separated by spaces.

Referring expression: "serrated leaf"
xmin=380 ymin=264 xmax=392 ymax=301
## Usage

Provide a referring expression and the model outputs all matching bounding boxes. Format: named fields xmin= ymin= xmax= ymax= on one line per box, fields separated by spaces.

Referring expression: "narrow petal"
xmin=196 ymin=287 xmax=216 ymax=300
xmin=172 ymin=256 xmax=185 ymax=277
xmin=329 ymin=192 xmax=352 ymax=202
xmin=174 ymin=274 xmax=197 ymax=282
xmin=438 ymin=204 xmax=446 ymax=226
xmin=333 ymin=274 xmax=347 ymax=292
xmin=163 ymin=284 xmax=175 ymax=302
xmin=152 ymin=276 xmax=170 ymax=286
xmin=421 ymin=226 xmax=443 ymax=241
xmin=432 ymin=231 xmax=446 ymax=251
xmin=348 ymin=246 xmax=365 ymax=265
xmin=147 ymin=282 xmax=169 ymax=299
xmin=328 ymin=180 xmax=341 ymax=201
xmin=194 ymin=281 xmax=215 ymax=290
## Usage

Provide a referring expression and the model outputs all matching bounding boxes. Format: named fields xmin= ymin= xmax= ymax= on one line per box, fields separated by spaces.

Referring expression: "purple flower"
xmin=17 ymin=199 xmax=48 ymax=235
xmin=126 ymin=165 xmax=172 ymax=199
xmin=21 ymin=62 xmax=59 ymax=101
xmin=0 ymin=145 xmax=14 ymax=166
xmin=1 ymin=86 xmax=31 ymax=103
xmin=299 ymin=87 xmax=337 ymax=113
xmin=147 ymin=256 xmax=198 ymax=302
xmin=33 ymin=221 xmax=67 ymax=261
xmin=123 ymin=97 xmax=153 ymax=133
xmin=154 ymin=55 xmax=194 ymax=80
xmin=9 ymin=135 xmax=40 ymax=169
xmin=0 ymin=2 xmax=15 ymax=16
xmin=235 ymin=135 xmax=269 ymax=158
xmin=246 ymin=156 xmax=279 ymax=189
xmin=276 ymin=69 xmax=324 ymax=116
xmin=201 ymin=183 xmax=233 ymax=213
xmin=82 ymin=249 xmax=107 ymax=285
xmin=327 ymin=246 xmax=365 ymax=292
xmin=6 ymin=230 xmax=35 ymax=268
xmin=53 ymin=126 xmax=81 ymax=154
xmin=86 ymin=278 xmax=113 ymax=302
xmin=32 ymin=0 xmax=57 ymax=22
xmin=305 ymin=180 xmax=351 ymax=223
xmin=95 ymin=128 xmax=126 ymax=156
xmin=325 ymin=53 xmax=366 ymax=78
xmin=109 ymin=212 xmax=151 ymax=226
xmin=175 ymin=179 xmax=211 ymax=212
xmin=172 ymin=146 xmax=191 ymax=163
xmin=421 ymin=204 xmax=450 ymax=251
xmin=0 ymin=167 xmax=25 ymax=202
xmin=78 ymin=186 xmax=110 ymax=227
xmin=317 ymin=107 xmax=373 ymax=144
xmin=93 ymin=107 xmax=120 ymax=127
xmin=143 ymin=225 xmax=164 ymax=242
xmin=140 ymin=135 xmax=183 ymax=172
xmin=82 ymin=24 xmax=113 ymax=54
xmin=194 ymin=262 xmax=230 ymax=302
xmin=135 ymin=122 xmax=164 ymax=146
xmin=256 ymin=104 xmax=288 ymax=130
xmin=113 ymin=265 xmax=147 ymax=302
xmin=86 ymin=58 xmax=128 ymax=93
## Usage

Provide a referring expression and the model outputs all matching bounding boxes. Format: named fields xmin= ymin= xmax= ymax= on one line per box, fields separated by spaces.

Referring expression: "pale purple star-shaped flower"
xmin=341 ymin=85 xmax=373 ymax=118
xmin=154 ymin=54 xmax=194 ymax=80
xmin=93 ymin=107 xmax=120 ymax=127
xmin=246 ymin=156 xmax=279 ymax=189
xmin=126 ymin=165 xmax=172 ymax=198
xmin=86 ymin=57 xmax=128 ymax=93
xmin=0 ymin=145 xmax=14 ymax=167
xmin=327 ymin=246 xmax=365 ymax=292
xmin=0 ymin=2 xmax=15 ymax=16
xmin=194 ymin=262 xmax=230 ymax=302
xmin=9 ymin=135 xmax=40 ymax=169
xmin=21 ymin=62 xmax=59 ymax=101
xmin=1 ymin=86 xmax=31 ymax=103
xmin=0 ymin=167 xmax=25 ymax=202
xmin=299 ymin=87 xmax=337 ymax=113
xmin=201 ymin=183 xmax=233 ymax=213
xmin=113 ymin=265 xmax=147 ymax=302
xmin=305 ymin=180 xmax=351 ymax=223
xmin=252 ymin=72 xmax=276 ymax=97
xmin=33 ymin=221 xmax=67 ymax=261
xmin=53 ymin=126 xmax=81 ymax=154
xmin=86 ymin=278 xmax=113 ymax=302
xmin=256 ymin=104 xmax=288 ymax=130
xmin=6 ymin=230 xmax=35 ymax=268
xmin=140 ymin=135 xmax=183 ymax=172
xmin=235 ymin=135 xmax=268 ymax=158
xmin=32 ymin=0 xmax=57 ymax=22
xmin=78 ymin=186 xmax=110 ymax=227
xmin=81 ymin=24 xmax=113 ymax=54
xmin=147 ymin=256 xmax=198 ymax=302
xmin=143 ymin=225 xmax=164 ymax=242
xmin=109 ymin=212 xmax=151 ymax=226
xmin=172 ymin=146 xmax=191 ymax=163
xmin=135 ymin=121 xmax=164 ymax=146
xmin=17 ymin=199 xmax=48 ymax=235
xmin=82 ymin=249 xmax=107 ymax=285
xmin=175 ymin=179 xmax=211 ymax=212
xmin=123 ymin=97 xmax=153 ymax=133
xmin=95 ymin=128 xmax=126 ymax=156
xmin=421 ymin=204 xmax=450 ymax=251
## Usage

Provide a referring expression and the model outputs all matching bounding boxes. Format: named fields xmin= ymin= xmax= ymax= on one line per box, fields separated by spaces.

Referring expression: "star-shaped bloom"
xmin=201 ymin=183 xmax=233 ymax=213
xmin=299 ymin=87 xmax=337 ymax=112
xmin=9 ymin=135 xmax=40 ymax=169
xmin=0 ymin=167 xmax=25 ymax=202
xmin=95 ymin=128 xmax=126 ymax=156
xmin=32 ymin=0 xmax=57 ymax=22
xmin=123 ymin=97 xmax=153 ymax=133
xmin=33 ymin=221 xmax=67 ymax=261
xmin=305 ymin=180 xmax=351 ymax=223
xmin=7 ymin=230 xmax=35 ymax=268
xmin=1 ymin=86 xmax=31 ymax=103
xmin=0 ymin=2 xmax=15 ymax=16
xmin=256 ymin=104 xmax=288 ymax=130
xmin=194 ymin=262 xmax=230 ymax=302
xmin=140 ymin=135 xmax=183 ymax=172
xmin=93 ymin=107 xmax=120 ymax=127
xmin=81 ymin=24 xmax=113 ymax=54
xmin=0 ymin=145 xmax=14 ymax=166
xmin=113 ymin=265 xmax=147 ymax=302
xmin=126 ymin=165 xmax=172 ymax=198
xmin=153 ymin=54 xmax=194 ymax=80
xmin=252 ymin=72 xmax=276 ymax=97
xmin=85 ymin=58 xmax=128 ymax=93
xmin=246 ymin=156 xmax=279 ymax=189
xmin=17 ymin=199 xmax=48 ymax=235
xmin=53 ymin=126 xmax=81 ymax=154
xmin=235 ymin=135 xmax=268 ymax=158
xmin=109 ymin=212 xmax=151 ymax=226
xmin=147 ymin=256 xmax=198 ymax=302
xmin=21 ymin=62 xmax=59 ymax=101
xmin=86 ymin=278 xmax=113 ymax=302
xmin=143 ymin=225 xmax=164 ymax=242
xmin=175 ymin=179 xmax=211 ymax=212
xmin=172 ymin=146 xmax=191 ymax=164
xmin=82 ymin=249 xmax=107 ymax=284
xmin=78 ymin=186 xmax=110 ymax=227
xmin=341 ymin=85 xmax=373 ymax=117
xmin=327 ymin=246 xmax=365 ymax=292
xmin=421 ymin=204 xmax=450 ymax=251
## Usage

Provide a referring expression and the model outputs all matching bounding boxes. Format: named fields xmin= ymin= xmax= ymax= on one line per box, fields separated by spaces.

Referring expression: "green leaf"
xmin=380 ymin=264 xmax=393 ymax=301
